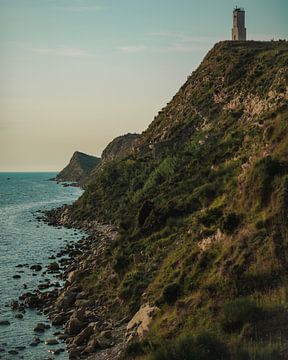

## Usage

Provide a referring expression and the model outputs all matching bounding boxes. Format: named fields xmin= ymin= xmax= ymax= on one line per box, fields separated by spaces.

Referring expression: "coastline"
xmin=40 ymin=205 xmax=127 ymax=359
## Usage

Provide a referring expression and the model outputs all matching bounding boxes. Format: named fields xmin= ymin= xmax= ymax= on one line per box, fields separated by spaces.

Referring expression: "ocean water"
xmin=0 ymin=173 xmax=84 ymax=359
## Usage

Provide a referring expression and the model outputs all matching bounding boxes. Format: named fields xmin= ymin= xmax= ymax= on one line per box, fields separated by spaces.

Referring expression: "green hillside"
xmin=68 ymin=41 xmax=288 ymax=359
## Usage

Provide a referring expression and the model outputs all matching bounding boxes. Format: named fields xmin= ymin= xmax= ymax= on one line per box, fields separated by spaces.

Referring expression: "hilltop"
xmin=51 ymin=41 xmax=288 ymax=359
xmin=55 ymin=151 xmax=101 ymax=184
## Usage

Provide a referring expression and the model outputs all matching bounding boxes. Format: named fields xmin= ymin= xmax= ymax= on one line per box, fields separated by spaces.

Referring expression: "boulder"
xmin=82 ymin=336 xmax=99 ymax=354
xmin=69 ymin=347 xmax=81 ymax=359
xmin=34 ymin=323 xmax=50 ymax=332
xmin=30 ymin=264 xmax=42 ymax=271
xmin=126 ymin=304 xmax=160 ymax=341
xmin=56 ymin=290 xmax=77 ymax=310
xmin=0 ymin=320 xmax=10 ymax=326
xmin=45 ymin=339 xmax=59 ymax=345
xmin=65 ymin=317 xmax=86 ymax=336
xmin=48 ymin=262 xmax=59 ymax=271
xmin=73 ymin=325 xmax=94 ymax=346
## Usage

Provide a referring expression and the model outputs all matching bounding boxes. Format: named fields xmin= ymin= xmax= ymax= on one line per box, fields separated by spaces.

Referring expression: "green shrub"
xmin=149 ymin=332 xmax=228 ymax=360
xmin=220 ymin=212 xmax=241 ymax=234
xmin=246 ymin=156 xmax=281 ymax=209
xmin=162 ymin=282 xmax=181 ymax=304
xmin=119 ymin=270 xmax=148 ymax=313
xmin=197 ymin=207 xmax=223 ymax=227
xmin=123 ymin=340 xmax=152 ymax=357
xmin=112 ymin=252 xmax=131 ymax=273
xmin=221 ymin=298 xmax=263 ymax=333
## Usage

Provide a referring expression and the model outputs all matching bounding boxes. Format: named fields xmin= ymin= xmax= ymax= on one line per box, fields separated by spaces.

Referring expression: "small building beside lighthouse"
xmin=232 ymin=7 xmax=246 ymax=41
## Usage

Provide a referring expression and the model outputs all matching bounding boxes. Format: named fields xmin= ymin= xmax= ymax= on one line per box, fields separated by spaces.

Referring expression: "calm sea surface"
xmin=0 ymin=172 xmax=84 ymax=359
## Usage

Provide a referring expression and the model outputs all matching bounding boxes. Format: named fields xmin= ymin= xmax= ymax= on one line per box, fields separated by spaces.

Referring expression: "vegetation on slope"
xmin=69 ymin=41 xmax=288 ymax=358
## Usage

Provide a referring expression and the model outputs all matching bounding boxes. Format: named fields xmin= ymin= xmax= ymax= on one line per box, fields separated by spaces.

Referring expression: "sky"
xmin=0 ymin=0 xmax=287 ymax=171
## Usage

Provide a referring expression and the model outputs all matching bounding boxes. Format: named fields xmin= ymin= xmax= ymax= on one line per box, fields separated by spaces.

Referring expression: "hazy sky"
xmin=0 ymin=0 xmax=287 ymax=171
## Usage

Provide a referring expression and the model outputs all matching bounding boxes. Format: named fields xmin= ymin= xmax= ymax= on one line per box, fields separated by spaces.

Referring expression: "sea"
xmin=0 ymin=172 xmax=85 ymax=359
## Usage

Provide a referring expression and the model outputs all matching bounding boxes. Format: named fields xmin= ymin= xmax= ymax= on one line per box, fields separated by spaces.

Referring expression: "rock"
xmin=67 ymin=269 xmax=88 ymax=284
xmin=57 ymin=334 xmax=69 ymax=341
xmin=45 ymin=339 xmax=59 ymax=345
xmin=48 ymin=348 xmax=65 ymax=355
xmin=83 ymin=336 xmax=100 ymax=354
xmin=8 ymin=349 xmax=18 ymax=355
xmin=126 ymin=304 xmax=160 ymax=341
xmin=15 ymin=314 xmax=24 ymax=319
xmin=30 ymin=264 xmax=42 ymax=271
xmin=56 ymin=291 xmax=77 ymax=310
xmin=15 ymin=346 xmax=25 ymax=351
xmin=48 ymin=262 xmax=59 ymax=271
xmin=69 ymin=347 xmax=81 ymax=359
xmin=30 ymin=337 xmax=41 ymax=346
xmin=0 ymin=320 xmax=10 ymax=326
xmin=10 ymin=300 xmax=19 ymax=310
xmin=29 ymin=342 xmax=39 ymax=347
xmin=65 ymin=317 xmax=86 ymax=336
xmin=12 ymin=275 xmax=21 ymax=279
xmin=100 ymin=330 xmax=112 ymax=339
xmin=51 ymin=313 xmax=66 ymax=326
xmin=38 ymin=283 xmax=50 ymax=290
xmin=73 ymin=325 xmax=94 ymax=346
xmin=34 ymin=323 xmax=50 ymax=332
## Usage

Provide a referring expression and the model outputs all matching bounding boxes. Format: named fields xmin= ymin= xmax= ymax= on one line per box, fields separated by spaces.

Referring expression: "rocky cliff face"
xmin=56 ymin=151 xmax=101 ymax=183
xmin=62 ymin=41 xmax=288 ymax=358
xmin=101 ymin=133 xmax=140 ymax=164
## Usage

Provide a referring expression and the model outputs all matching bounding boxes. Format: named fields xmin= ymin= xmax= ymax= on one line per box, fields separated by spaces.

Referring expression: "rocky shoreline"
xmin=42 ymin=206 xmax=128 ymax=359
xmin=6 ymin=205 xmax=127 ymax=360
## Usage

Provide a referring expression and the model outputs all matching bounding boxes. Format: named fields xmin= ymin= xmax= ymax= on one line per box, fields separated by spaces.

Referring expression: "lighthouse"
xmin=232 ymin=7 xmax=246 ymax=41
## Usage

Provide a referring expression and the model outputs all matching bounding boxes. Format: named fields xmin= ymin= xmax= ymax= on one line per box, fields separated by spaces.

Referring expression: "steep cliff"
xmin=55 ymin=151 xmax=100 ymax=183
xmin=101 ymin=133 xmax=140 ymax=164
xmin=67 ymin=41 xmax=288 ymax=359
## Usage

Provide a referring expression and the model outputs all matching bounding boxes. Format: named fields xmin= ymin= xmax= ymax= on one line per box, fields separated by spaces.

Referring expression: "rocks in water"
xmin=0 ymin=348 xmax=5 ymax=352
xmin=15 ymin=313 xmax=24 ymax=319
xmin=38 ymin=283 xmax=51 ymax=290
xmin=29 ymin=337 xmax=42 ymax=347
xmin=45 ymin=339 xmax=59 ymax=345
xmin=15 ymin=346 xmax=25 ymax=351
xmin=34 ymin=322 xmax=50 ymax=332
xmin=8 ymin=349 xmax=18 ymax=355
xmin=0 ymin=320 xmax=10 ymax=326
xmin=48 ymin=262 xmax=60 ymax=271
xmin=48 ymin=348 xmax=65 ymax=355
xmin=57 ymin=333 xmax=68 ymax=341
xmin=30 ymin=264 xmax=42 ymax=272
xmin=10 ymin=300 xmax=19 ymax=310
xmin=12 ymin=274 xmax=21 ymax=279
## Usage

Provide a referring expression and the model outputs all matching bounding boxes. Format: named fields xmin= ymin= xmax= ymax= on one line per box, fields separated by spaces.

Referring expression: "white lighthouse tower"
xmin=232 ymin=7 xmax=246 ymax=41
